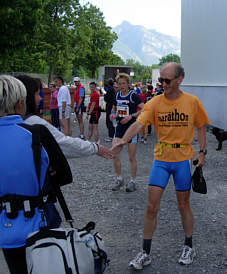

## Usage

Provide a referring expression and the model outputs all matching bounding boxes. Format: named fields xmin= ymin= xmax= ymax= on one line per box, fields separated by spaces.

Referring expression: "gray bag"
xmin=26 ymin=225 xmax=107 ymax=274
xmin=25 ymin=137 xmax=108 ymax=274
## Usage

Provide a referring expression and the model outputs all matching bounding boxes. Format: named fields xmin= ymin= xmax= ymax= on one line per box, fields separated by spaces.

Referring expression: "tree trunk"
xmin=91 ymin=69 xmax=96 ymax=79
xmin=48 ymin=64 xmax=55 ymax=86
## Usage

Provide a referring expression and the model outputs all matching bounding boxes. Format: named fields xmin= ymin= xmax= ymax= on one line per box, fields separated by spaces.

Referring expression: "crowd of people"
xmin=47 ymin=73 xmax=165 ymax=193
xmin=45 ymin=74 xmax=164 ymax=148
xmin=0 ymin=62 xmax=211 ymax=273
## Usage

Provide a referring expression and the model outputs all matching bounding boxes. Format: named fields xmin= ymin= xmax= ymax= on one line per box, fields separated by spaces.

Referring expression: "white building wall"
xmin=152 ymin=68 xmax=160 ymax=87
xmin=181 ymin=0 xmax=227 ymax=129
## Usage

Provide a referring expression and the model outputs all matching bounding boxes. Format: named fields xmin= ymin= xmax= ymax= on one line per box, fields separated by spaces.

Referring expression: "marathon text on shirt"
xmin=158 ymin=109 xmax=189 ymax=122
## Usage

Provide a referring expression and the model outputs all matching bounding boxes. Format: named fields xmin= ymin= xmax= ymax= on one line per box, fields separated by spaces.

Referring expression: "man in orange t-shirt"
xmin=112 ymin=63 xmax=209 ymax=270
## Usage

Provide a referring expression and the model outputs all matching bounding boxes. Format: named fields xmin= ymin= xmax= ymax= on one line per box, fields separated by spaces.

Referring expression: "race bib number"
xmin=117 ymin=105 xmax=129 ymax=117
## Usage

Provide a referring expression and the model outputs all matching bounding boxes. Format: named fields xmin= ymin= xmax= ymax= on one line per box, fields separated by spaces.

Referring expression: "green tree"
xmin=72 ymin=4 xmax=118 ymax=78
xmin=0 ymin=0 xmax=122 ymax=81
xmin=0 ymin=0 xmax=82 ymax=81
xmin=124 ymin=59 xmax=153 ymax=82
xmin=39 ymin=0 xmax=81 ymax=84
xmin=0 ymin=0 xmax=43 ymax=72
xmin=158 ymin=53 xmax=181 ymax=66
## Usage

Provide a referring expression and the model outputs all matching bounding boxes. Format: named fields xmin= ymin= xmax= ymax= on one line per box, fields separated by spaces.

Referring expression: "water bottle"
xmin=111 ymin=111 xmax=118 ymax=127
xmin=113 ymin=117 xmax=118 ymax=128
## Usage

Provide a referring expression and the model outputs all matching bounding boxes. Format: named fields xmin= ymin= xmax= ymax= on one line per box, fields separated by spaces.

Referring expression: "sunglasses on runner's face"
xmin=158 ymin=77 xmax=177 ymax=85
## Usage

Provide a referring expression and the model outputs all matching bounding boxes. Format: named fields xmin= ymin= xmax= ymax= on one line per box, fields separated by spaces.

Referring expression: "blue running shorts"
xmin=148 ymin=160 xmax=191 ymax=191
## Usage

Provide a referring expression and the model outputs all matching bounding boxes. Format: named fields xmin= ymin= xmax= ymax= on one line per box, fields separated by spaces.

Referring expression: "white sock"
xmin=117 ymin=176 xmax=123 ymax=181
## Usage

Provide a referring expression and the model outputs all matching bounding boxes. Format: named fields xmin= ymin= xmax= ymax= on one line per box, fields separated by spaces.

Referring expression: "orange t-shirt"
xmin=137 ymin=91 xmax=210 ymax=162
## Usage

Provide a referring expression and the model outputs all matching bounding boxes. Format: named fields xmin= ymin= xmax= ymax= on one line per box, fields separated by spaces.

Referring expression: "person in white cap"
xmin=73 ymin=77 xmax=85 ymax=139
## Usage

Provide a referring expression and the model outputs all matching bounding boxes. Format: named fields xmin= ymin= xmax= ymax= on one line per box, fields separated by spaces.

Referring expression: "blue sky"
xmin=81 ymin=0 xmax=181 ymax=38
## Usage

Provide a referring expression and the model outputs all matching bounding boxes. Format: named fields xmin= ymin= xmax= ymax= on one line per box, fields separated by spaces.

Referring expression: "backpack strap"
xmin=18 ymin=123 xmax=74 ymax=226
xmin=53 ymin=185 xmax=74 ymax=228
xmin=18 ymin=124 xmax=42 ymax=193
xmin=31 ymin=125 xmax=42 ymax=191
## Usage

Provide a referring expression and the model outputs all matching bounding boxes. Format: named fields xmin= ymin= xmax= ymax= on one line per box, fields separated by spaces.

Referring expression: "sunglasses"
xmin=158 ymin=77 xmax=177 ymax=85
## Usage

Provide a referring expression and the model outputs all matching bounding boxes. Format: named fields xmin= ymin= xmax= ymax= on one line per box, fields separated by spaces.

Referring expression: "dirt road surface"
xmin=1 ymin=113 xmax=226 ymax=274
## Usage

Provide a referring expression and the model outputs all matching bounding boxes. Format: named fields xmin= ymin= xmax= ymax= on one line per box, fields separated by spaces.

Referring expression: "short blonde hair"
xmin=115 ymin=73 xmax=130 ymax=84
xmin=0 ymin=75 xmax=27 ymax=116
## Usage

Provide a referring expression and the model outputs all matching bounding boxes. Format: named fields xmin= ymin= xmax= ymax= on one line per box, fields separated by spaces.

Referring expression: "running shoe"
xmin=143 ymin=139 xmax=147 ymax=144
xmin=178 ymin=245 xmax=196 ymax=265
xmin=112 ymin=177 xmax=124 ymax=191
xmin=129 ymin=251 xmax=151 ymax=270
xmin=126 ymin=181 xmax=136 ymax=192
xmin=140 ymin=136 xmax=144 ymax=143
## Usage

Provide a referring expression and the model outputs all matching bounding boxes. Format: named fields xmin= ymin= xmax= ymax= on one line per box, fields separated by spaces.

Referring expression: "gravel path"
xmin=1 ymin=113 xmax=227 ymax=274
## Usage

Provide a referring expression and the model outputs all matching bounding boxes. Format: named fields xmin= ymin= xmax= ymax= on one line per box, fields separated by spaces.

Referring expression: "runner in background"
xmin=104 ymin=78 xmax=116 ymax=142
xmin=110 ymin=73 xmax=144 ymax=192
xmin=86 ymin=82 xmax=101 ymax=142
xmin=54 ymin=76 xmax=72 ymax=136
xmin=49 ymin=83 xmax=61 ymax=131
xmin=73 ymin=77 xmax=85 ymax=139
xmin=135 ymin=82 xmax=141 ymax=95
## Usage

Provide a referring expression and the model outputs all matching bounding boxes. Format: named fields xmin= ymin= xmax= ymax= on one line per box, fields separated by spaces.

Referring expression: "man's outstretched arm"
xmin=112 ymin=121 xmax=143 ymax=151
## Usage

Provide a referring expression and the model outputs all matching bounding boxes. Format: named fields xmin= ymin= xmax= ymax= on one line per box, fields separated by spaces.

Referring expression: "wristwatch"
xmin=199 ymin=149 xmax=207 ymax=155
xmin=95 ymin=142 xmax=99 ymax=151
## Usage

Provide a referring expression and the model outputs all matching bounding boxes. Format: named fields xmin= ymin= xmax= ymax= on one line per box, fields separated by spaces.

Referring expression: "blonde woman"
xmin=0 ymin=75 xmax=72 ymax=274
xmin=110 ymin=73 xmax=144 ymax=192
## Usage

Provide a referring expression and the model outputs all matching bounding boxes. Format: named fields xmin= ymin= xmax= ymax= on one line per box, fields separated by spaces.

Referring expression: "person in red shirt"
xmin=86 ymin=82 xmax=101 ymax=142
xmin=73 ymin=77 xmax=85 ymax=139
xmin=139 ymin=85 xmax=147 ymax=104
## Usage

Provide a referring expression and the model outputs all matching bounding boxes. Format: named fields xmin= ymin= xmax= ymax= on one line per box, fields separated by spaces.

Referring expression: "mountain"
xmin=112 ymin=21 xmax=180 ymax=65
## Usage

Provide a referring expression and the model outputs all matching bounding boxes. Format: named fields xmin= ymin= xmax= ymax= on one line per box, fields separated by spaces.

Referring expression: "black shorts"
xmin=75 ymin=105 xmax=85 ymax=115
xmin=89 ymin=112 xmax=100 ymax=124
xmin=115 ymin=124 xmax=138 ymax=143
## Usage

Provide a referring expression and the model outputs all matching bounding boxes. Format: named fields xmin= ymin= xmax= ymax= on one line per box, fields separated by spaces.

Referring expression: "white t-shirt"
xmin=57 ymin=85 xmax=71 ymax=107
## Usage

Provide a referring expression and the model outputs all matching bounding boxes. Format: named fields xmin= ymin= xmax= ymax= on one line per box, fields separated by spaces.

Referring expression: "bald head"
xmin=160 ymin=62 xmax=185 ymax=79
